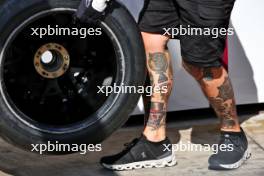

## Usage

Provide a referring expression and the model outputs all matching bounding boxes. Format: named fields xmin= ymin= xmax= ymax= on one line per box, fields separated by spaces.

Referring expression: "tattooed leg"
xmin=183 ymin=61 xmax=240 ymax=132
xmin=141 ymin=32 xmax=172 ymax=141
xmin=143 ymin=52 xmax=173 ymax=141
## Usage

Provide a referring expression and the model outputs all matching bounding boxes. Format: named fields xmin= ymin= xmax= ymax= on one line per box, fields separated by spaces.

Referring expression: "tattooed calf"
xmin=216 ymin=76 xmax=234 ymax=101
xmin=209 ymin=97 xmax=237 ymax=129
xmin=208 ymin=76 xmax=237 ymax=129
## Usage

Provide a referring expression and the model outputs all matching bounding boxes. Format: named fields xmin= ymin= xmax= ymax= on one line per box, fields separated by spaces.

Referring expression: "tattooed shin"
xmin=146 ymin=102 xmax=166 ymax=131
xmin=145 ymin=52 xmax=172 ymax=130
xmin=149 ymin=52 xmax=169 ymax=84
xmin=148 ymin=52 xmax=173 ymax=101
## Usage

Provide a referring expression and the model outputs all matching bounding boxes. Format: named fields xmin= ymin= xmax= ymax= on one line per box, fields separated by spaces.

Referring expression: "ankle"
xmin=143 ymin=131 xmax=166 ymax=142
xmin=221 ymin=126 xmax=241 ymax=133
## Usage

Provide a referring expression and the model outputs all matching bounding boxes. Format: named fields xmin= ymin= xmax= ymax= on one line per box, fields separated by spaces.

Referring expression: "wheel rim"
xmin=0 ymin=8 xmax=125 ymax=133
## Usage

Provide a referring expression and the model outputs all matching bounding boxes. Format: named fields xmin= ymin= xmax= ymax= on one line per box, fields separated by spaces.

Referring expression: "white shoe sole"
xmin=211 ymin=149 xmax=251 ymax=170
xmin=102 ymin=153 xmax=177 ymax=171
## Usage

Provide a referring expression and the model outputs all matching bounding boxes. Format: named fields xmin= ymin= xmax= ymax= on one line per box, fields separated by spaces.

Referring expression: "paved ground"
xmin=0 ymin=112 xmax=264 ymax=176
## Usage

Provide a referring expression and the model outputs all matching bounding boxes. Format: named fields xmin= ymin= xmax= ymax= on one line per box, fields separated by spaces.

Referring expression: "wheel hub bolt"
xmin=41 ymin=50 xmax=53 ymax=64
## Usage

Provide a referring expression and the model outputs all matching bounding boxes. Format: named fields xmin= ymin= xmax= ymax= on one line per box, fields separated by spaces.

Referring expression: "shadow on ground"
xmin=0 ymin=114 xmax=263 ymax=176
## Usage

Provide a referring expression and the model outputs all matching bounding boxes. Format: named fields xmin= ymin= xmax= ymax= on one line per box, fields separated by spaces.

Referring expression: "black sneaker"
xmin=208 ymin=128 xmax=251 ymax=170
xmin=100 ymin=135 xmax=177 ymax=170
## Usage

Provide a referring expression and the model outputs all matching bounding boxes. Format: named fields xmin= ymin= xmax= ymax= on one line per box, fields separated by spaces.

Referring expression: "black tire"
xmin=0 ymin=0 xmax=146 ymax=153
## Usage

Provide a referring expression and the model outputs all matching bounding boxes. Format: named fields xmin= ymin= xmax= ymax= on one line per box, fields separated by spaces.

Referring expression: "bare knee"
xmin=182 ymin=61 xmax=226 ymax=81
xmin=141 ymin=32 xmax=169 ymax=52
xmin=182 ymin=61 xmax=204 ymax=81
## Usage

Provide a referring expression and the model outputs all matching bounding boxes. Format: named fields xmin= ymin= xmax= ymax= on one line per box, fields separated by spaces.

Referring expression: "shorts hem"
xmin=139 ymin=25 xmax=166 ymax=35
xmin=181 ymin=51 xmax=223 ymax=68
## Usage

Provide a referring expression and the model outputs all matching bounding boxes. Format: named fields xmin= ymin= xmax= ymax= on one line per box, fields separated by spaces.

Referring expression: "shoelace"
xmin=220 ymin=134 xmax=240 ymax=147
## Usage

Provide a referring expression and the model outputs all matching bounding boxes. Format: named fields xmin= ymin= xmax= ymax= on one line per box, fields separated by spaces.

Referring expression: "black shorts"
xmin=138 ymin=0 xmax=236 ymax=67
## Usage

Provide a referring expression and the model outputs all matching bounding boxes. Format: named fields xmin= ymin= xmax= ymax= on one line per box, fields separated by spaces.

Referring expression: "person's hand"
xmin=75 ymin=0 xmax=109 ymax=23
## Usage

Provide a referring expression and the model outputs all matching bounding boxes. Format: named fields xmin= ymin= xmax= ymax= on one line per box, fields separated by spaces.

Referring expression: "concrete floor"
xmin=0 ymin=112 xmax=264 ymax=176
